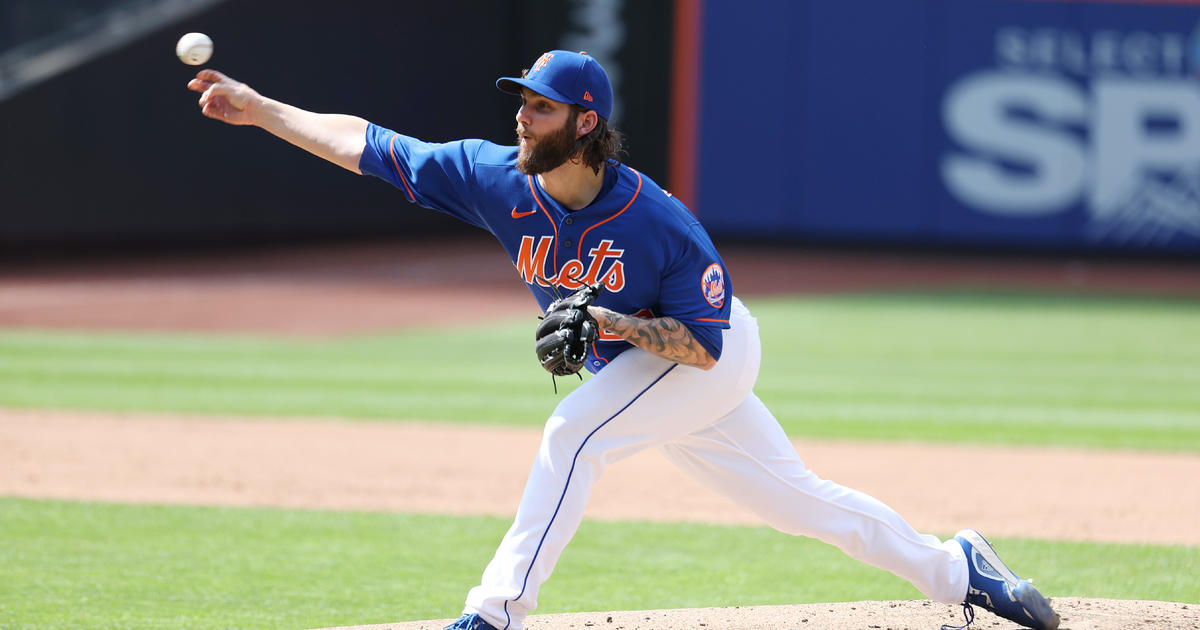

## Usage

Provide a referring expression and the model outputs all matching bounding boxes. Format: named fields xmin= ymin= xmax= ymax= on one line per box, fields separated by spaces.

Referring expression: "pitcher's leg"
xmin=462 ymin=382 xmax=670 ymax=630
xmin=463 ymin=300 xmax=762 ymax=629
xmin=660 ymin=393 xmax=967 ymax=603
xmin=464 ymin=344 xmax=757 ymax=628
xmin=463 ymin=386 xmax=660 ymax=629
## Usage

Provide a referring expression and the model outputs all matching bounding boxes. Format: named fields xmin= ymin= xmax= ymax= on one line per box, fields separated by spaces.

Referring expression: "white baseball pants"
xmin=463 ymin=297 xmax=968 ymax=630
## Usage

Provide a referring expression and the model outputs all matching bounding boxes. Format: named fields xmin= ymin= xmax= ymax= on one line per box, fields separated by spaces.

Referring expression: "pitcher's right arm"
xmin=187 ymin=69 xmax=367 ymax=174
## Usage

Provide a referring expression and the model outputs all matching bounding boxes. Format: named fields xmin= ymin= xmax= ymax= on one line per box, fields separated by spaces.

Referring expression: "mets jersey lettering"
xmin=357 ymin=124 xmax=733 ymax=370
xmin=516 ymin=236 xmax=626 ymax=291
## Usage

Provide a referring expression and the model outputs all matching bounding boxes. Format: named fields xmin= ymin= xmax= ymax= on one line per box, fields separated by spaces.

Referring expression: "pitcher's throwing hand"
xmin=187 ymin=70 xmax=260 ymax=126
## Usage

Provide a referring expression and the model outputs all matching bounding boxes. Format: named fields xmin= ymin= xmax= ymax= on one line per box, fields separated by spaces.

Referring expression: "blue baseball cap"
xmin=497 ymin=50 xmax=614 ymax=121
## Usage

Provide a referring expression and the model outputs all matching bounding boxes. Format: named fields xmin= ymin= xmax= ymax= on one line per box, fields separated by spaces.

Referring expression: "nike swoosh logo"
xmin=511 ymin=207 xmax=538 ymax=219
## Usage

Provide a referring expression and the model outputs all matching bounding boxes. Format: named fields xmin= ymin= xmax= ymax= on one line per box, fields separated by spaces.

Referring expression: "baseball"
xmin=175 ymin=32 xmax=213 ymax=65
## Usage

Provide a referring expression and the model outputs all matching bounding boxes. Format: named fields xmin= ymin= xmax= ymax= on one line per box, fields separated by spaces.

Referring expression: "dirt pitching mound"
xmin=315 ymin=598 xmax=1196 ymax=630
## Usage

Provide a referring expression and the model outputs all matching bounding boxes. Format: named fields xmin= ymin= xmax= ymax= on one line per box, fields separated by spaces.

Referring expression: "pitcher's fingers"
xmin=194 ymin=69 xmax=228 ymax=83
xmin=186 ymin=78 xmax=213 ymax=93
xmin=201 ymin=99 xmax=225 ymax=120
xmin=198 ymin=85 xmax=222 ymax=108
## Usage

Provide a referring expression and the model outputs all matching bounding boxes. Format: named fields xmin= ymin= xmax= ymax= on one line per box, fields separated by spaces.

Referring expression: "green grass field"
xmin=2 ymin=291 xmax=1199 ymax=628
xmin=2 ymin=498 xmax=1196 ymax=630
xmin=2 ymin=292 xmax=1198 ymax=449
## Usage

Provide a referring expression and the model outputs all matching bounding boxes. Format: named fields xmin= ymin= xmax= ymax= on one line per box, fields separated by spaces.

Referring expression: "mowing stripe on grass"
xmin=1 ymin=291 xmax=1197 ymax=450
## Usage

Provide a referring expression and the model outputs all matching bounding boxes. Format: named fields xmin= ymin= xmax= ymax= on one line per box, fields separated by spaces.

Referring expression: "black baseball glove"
xmin=535 ymin=281 xmax=603 ymax=377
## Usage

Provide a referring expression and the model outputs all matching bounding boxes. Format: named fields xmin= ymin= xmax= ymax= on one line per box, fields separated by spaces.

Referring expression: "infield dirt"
xmin=325 ymin=599 xmax=1198 ymax=630
xmin=4 ymin=409 xmax=1199 ymax=547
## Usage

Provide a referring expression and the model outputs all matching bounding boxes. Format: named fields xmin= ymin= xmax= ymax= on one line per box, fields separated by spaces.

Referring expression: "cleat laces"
xmin=940 ymin=602 xmax=976 ymax=630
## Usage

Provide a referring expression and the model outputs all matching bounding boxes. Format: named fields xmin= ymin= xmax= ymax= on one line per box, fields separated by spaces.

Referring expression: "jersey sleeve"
xmin=657 ymin=224 xmax=733 ymax=361
xmin=358 ymin=122 xmax=487 ymax=229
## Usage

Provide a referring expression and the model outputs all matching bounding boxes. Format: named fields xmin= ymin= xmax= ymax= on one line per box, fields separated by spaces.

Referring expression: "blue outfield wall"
xmin=695 ymin=0 xmax=1200 ymax=254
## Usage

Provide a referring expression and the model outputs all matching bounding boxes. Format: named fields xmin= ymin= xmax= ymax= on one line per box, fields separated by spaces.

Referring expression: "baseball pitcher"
xmin=187 ymin=50 xmax=1059 ymax=630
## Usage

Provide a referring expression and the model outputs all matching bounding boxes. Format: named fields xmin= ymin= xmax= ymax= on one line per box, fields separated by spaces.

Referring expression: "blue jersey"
xmin=359 ymin=123 xmax=732 ymax=373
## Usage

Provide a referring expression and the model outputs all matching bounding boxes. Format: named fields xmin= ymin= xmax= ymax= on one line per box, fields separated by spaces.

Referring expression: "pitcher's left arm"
xmin=588 ymin=307 xmax=716 ymax=370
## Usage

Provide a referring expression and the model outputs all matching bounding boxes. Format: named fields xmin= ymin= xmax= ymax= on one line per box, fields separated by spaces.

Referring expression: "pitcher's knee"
xmin=538 ymin=416 xmax=596 ymax=463
xmin=540 ymin=415 xmax=626 ymax=470
xmin=542 ymin=415 xmax=587 ymax=448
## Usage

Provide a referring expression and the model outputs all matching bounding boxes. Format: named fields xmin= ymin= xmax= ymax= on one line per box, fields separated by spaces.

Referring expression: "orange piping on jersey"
xmin=527 ymin=175 xmax=559 ymax=274
xmin=577 ymin=169 xmax=642 ymax=260
xmin=694 ymin=318 xmax=729 ymax=323
xmin=590 ymin=342 xmax=610 ymax=366
xmin=388 ymin=135 xmax=417 ymax=203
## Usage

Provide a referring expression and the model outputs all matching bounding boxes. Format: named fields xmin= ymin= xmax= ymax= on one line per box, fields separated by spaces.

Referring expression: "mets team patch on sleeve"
xmin=701 ymin=263 xmax=726 ymax=308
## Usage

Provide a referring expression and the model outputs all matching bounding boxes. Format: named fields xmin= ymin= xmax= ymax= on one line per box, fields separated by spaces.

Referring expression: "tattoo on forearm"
xmin=601 ymin=311 xmax=715 ymax=368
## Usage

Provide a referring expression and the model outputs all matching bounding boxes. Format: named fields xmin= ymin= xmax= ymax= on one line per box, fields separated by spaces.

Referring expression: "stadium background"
xmin=4 ymin=0 xmax=1199 ymax=256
